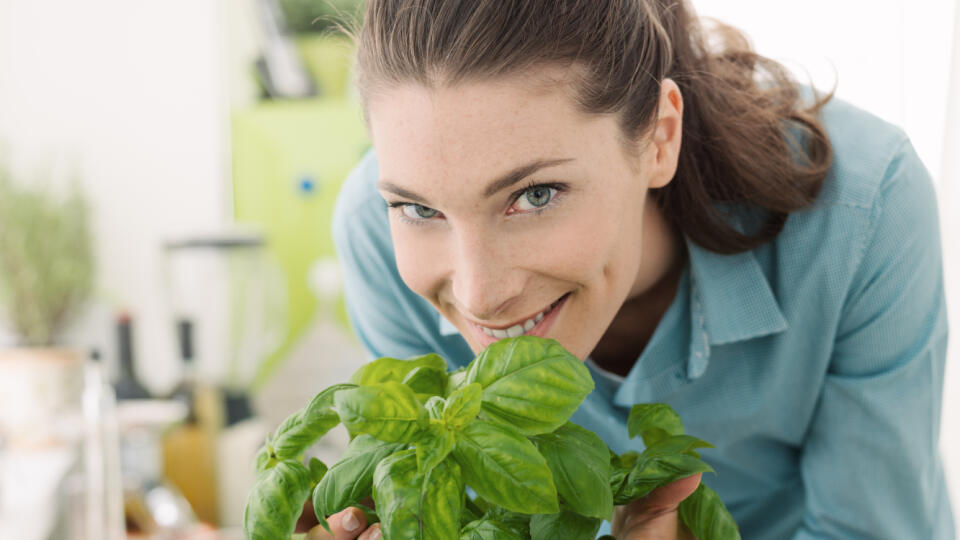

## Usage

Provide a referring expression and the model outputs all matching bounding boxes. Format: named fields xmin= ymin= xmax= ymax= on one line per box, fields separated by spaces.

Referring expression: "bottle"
xmin=81 ymin=349 xmax=126 ymax=540
xmin=162 ymin=318 xmax=222 ymax=525
xmin=113 ymin=313 xmax=150 ymax=400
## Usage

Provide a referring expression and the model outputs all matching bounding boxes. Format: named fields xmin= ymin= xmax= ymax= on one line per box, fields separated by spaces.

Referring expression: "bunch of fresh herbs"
xmin=244 ymin=336 xmax=739 ymax=539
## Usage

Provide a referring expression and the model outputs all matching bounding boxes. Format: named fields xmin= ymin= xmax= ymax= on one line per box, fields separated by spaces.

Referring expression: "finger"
xmin=612 ymin=473 xmax=702 ymax=533
xmin=358 ymin=523 xmax=382 ymax=540
xmin=305 ymin=507 xmax=368 ymax=540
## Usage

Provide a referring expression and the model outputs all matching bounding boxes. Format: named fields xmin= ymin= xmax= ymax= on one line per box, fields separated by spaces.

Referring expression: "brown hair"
xmin=348 ymin=0 xmax=836 ymax=254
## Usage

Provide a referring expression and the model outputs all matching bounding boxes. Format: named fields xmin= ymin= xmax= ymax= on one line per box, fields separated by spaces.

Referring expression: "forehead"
xmin=366 ymin=67 xmax=621 ymax=194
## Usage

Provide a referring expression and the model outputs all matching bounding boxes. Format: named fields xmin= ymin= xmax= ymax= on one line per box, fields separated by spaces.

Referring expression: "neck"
xmin=629 ymin=194 xmax=685 ymax=301
xmin=590 ymin=195 xmax=686 ymax=376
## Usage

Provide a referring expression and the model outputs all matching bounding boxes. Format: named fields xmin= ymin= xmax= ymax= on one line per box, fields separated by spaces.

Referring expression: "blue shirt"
xmin=331 ymin=94 xmax=954 ymax=539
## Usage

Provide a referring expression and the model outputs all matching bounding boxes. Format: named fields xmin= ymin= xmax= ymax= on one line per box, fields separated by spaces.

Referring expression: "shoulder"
xmin=764 ymin=89 xmax=941 ymax=323
xmin=802 ymin=89 xmax=913 ymax=210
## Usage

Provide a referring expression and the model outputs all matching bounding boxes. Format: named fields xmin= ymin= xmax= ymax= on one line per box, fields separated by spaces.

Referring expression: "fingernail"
xmin=342 ymin=510 xmax=360 ymax=531
xmin=370 ymin=528 xmax=381 ymax=540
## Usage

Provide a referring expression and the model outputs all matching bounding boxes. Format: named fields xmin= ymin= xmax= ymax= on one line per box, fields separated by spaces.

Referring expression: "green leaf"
xmin=459 ymin=519 xmax=525 ymax=540
xmin=617 ymin=453 xmax=714 ymax=504
xmin=372 ymin=449 xmax=463 ymax=540
xmin=464 ymin=336 xmax=594 ymax=436
xmin=425 ymin=395 xmax=446 ymax=420
xmin=402 ymin=365 xmax=448 ymax=398
xmin=312 ymin=434 xmax=404 ymax=518
xmin=442 ymin=383 xmax=482 ymax=430
xmin=445 ymin=367 xmax=468 ymax=396
xmin=242 ymin=460 xmax=312 ymax=540
xmin=416 ymin=423 xmax=455 ymax=473
xmin=461 ymin=500 xmax=482 ymax=527
xmin=481 ymin=507 xmax=531 ymax=537
xmin=641 ymin=434 xmax=714 ymax=459
xmin=530 ymin=509 xmax=603 ymax=540
xmin=308 ymin=458 xmax=328 ymax=485
xmin=627 ymin=403 xmax=685 ymax=445
xmin=260 ymin=384 xmax=356 ymax=470
xmin=451 ymin=419 xmax=558 ymax=514
xmin=334 ymin=382 xmax=427 ymax=443
xmin=679 ymin=483 xmax=742 ymax=540
xmin=350 ymin=353 xmax=447 ymax=385
xmin=609 ymin=450 xmax=640 ymax=501
xmin=532 ymin=422 xmax=613 ymax=519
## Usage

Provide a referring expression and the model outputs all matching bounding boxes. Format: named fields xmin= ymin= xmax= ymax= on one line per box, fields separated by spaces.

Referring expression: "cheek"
xmin=389 ymin=225 xmax=447 ymax=297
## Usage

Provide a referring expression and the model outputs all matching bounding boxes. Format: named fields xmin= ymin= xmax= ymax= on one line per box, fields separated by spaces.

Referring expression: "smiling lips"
xmin=473 ymin=294 xmax=568 ymax=339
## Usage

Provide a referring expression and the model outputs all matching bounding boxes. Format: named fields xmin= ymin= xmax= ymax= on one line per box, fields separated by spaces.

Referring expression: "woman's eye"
xmin=514 ymin=185 xmax=557 ymax=211
xmin=401 ymin=204 xmax=439 ymax=220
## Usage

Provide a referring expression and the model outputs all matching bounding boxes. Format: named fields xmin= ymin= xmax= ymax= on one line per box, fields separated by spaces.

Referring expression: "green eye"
xmin=517 ymin=186 xmax=556 ymax=210
xmin=402 ymin=204 xmax=439 ymax=220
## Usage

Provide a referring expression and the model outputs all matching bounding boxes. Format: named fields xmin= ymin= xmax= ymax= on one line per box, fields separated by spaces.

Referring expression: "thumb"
xmin=305 ymin=507 xmax=367 ymax=540
xmin=612 ymin=473 xmax=701 ymax=536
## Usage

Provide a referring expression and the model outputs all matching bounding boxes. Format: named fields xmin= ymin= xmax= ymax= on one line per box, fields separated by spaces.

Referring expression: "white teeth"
xmin=477 ymin=302 xmax=558 ymax=339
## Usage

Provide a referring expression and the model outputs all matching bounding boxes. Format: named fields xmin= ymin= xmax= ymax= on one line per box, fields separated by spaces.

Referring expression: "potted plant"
xmin=0 ymin=167 xmax=95 ymax=446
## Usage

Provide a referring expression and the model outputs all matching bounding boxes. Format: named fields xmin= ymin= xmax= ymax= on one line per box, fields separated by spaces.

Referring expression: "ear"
xmin=647 ymin=78 xmax=684 ymax=189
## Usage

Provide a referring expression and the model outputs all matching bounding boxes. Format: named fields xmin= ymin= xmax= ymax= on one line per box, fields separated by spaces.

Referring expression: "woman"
xmin=308 ymin=0 xmax=954 ymax=538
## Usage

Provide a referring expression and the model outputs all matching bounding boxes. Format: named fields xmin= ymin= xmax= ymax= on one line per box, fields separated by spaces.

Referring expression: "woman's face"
xmin=368 ymin=66 xmax=683 ymax=360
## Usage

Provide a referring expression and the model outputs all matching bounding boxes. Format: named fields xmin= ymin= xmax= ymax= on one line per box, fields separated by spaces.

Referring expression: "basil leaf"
xmin=372 ymin=449 xmax=463 ymax=540
xmin=609 ymin=450 xmax=640 ymax=501
xmin=350 ymin=353 xmax=447 ymax=385
xmin=679 ymin=483 xmax=742 ymax=540
xmin=445 ymin=367 xmax=468 ymax=396
xmin=461 ymin=500 xmax=483 ymax=527
xmin=459 ymin=519 xmax=525 ymax=540
xmin=402 ymin=365 xmax=448 ymax=398
xmin=617 ymin=453 xmax=714 ymax=504
xmin=464 ymin=336 xmax=594 ymax=436
xmin=530 ymin=509 xmax=603 ymax=540
xmin=416 ymin=423 xmax=455 ymax=473
xmin=425 ymin=395 xmax=446 ymax=420
xmin=255 ymin=384 xmax=356 ymax=474
xmin=313 ymin=434 xmax=404 ymax=517
xmin=627 ymin=403 xmax=685 ymax=446
xmin=308 ymin=457 xmax=328 ymax=485
xmin=443 ymin=383 xmax=482 ymax=430
xmin=641 ymin=434 xmax=714 ymax=459
xmin=451 ymin=419 xmax=558 ymax=514
xmin=334 ymin=381 xmax=427 ymax=443
xmin=532 ymin=422 xmax=613 ymax=519
xmin=243 ymin=459 xmax=312 ymax=540
xmin=481 ymin=506 xmax=531 ymax=537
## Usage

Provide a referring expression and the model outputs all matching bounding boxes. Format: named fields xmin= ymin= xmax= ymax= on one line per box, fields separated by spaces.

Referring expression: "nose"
xmin=449 ymin=228 xmax=523 ymax=322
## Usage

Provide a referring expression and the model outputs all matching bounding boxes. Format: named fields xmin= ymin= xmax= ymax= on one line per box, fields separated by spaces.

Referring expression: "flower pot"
xmin=0 ymin=347 xmax=84 ymax=447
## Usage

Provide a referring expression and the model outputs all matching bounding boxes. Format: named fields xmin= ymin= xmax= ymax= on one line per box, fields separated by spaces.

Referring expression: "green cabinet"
xmin=232 ymin=98 xmax=369 ymax=386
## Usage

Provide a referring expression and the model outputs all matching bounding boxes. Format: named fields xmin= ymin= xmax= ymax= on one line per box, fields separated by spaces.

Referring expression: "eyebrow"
xmin=377 ymin=158 xmax=574 ymax=205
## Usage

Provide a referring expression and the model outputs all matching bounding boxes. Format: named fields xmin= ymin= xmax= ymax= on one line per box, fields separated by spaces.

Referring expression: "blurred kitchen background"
xmin=0 ymin=0 xmax=957 ymax=538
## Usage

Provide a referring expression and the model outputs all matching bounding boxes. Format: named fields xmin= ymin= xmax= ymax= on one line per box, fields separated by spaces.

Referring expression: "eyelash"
xmin=386 ymin=181 xmax=568 ymax=226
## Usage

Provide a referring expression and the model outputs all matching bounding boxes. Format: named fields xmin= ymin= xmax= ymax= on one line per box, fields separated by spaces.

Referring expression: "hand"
xmin=611 ymin=473 xmax=701 ymax=540
xmin=305 ymin=507 xmax=381 ymax=540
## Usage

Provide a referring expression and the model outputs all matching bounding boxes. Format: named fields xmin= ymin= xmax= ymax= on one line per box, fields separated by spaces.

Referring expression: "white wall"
xmin=691 ymin=0 xmax=960 ymax=526
xmin=0 ymin=0 xmax=232 ymax=391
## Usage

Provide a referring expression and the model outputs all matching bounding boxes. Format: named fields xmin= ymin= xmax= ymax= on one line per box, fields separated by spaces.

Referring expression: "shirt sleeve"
xmin=792 ymin=137 xmax=953 ymax=538
xmin=331 ymin=151 xmax=439 ymax=361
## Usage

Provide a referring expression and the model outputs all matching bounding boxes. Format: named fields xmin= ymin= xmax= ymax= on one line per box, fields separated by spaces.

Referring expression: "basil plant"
xmin=244 ymin=336 xmax=740 ymax=540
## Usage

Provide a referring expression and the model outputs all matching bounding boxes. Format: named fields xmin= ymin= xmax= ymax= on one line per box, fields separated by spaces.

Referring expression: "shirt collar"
xmin=685 ymin=236 xmax=788 ymax=348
